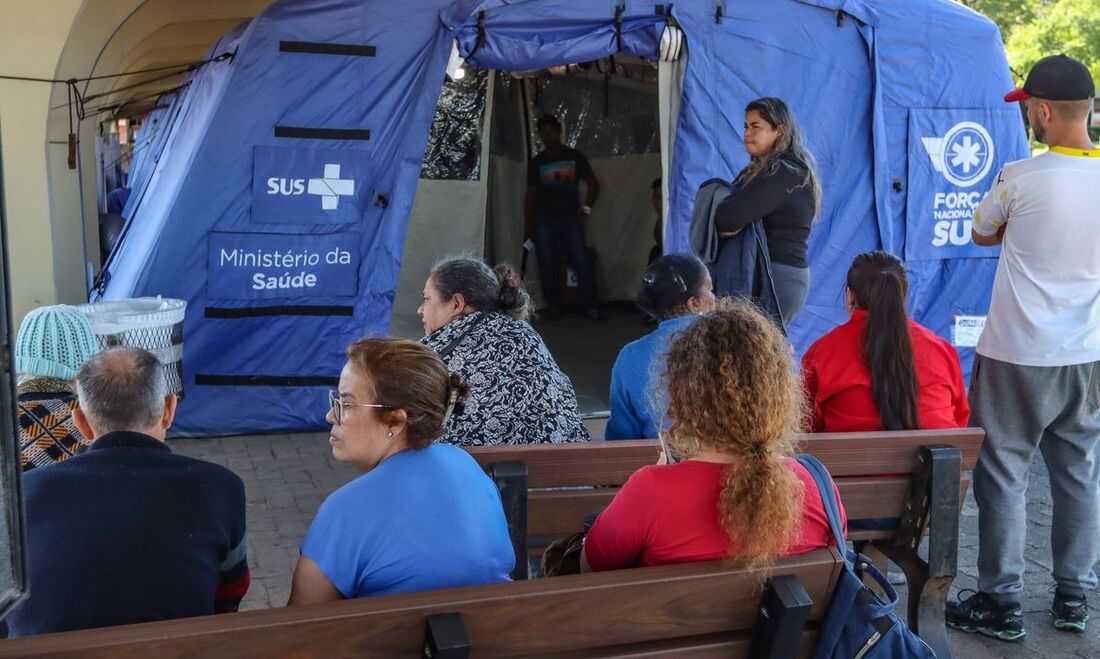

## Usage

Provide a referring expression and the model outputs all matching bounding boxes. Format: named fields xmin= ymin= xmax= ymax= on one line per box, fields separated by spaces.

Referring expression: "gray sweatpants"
xmin=970 ymin=354 xmax=1100 ymax=602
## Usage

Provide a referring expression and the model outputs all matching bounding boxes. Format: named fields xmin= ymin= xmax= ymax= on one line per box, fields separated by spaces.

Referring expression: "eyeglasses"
xmin=328 ymin=390 xmax=393 ymax=425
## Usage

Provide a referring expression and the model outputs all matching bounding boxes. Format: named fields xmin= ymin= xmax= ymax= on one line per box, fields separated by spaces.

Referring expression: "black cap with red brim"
xmin=1005 ymin=54 xmax=1095 ymax=102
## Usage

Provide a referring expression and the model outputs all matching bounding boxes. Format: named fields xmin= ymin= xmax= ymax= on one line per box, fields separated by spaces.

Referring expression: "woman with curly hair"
xmin=583 ymin=302 xmax=845 ymax=570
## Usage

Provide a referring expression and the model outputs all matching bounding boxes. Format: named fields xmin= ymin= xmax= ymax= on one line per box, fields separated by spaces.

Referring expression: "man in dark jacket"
xmin=6 ymin=347 xmax=249 ymax=636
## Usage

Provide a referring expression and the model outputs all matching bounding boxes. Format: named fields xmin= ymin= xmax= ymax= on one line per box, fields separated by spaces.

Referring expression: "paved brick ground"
xmin=170 ymin=427 xmax=1099 ymax=657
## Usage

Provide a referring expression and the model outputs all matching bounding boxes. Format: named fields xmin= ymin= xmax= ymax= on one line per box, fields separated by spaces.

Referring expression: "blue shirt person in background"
xmin=606 ymin=254 xmax=716 ymax=439
xmin=289 ymin=338 xmax=514 ymax=603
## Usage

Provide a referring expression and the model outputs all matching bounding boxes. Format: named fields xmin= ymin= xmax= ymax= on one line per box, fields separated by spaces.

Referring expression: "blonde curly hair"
xmin=663 ymin=301 xmax=805 ymax=567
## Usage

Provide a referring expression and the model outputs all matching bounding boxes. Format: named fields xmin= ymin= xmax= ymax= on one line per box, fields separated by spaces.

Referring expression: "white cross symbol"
xmin=307 ymin=164 xmax=354 ymax=210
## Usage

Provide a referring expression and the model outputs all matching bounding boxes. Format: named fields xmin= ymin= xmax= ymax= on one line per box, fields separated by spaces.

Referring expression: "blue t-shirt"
xmin=301 ymin=443 xmax=514 ymax=597
xmin=606 ymin=315 xmax=698 ymax=440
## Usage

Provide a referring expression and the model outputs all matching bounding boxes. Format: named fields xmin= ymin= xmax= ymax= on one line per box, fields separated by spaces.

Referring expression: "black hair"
xmin=846 ymin=250 xmax=919 ymax=430
xmin=536 ymin=114 xmax=562 ymax=130
xmin=636 ymin=253 xmax=709 ymax=321
xmin=737 ymin=97 xmax=822 ymax=215
xmin=431 ymin=257 xmax=534 ymax=322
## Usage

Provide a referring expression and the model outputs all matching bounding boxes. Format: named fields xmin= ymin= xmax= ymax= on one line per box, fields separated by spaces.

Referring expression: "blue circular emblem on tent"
xmin=941 ymin=121 xmax=994 ymax=187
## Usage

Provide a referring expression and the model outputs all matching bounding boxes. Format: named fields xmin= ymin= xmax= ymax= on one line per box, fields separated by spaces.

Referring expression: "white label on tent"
xmin=952 ymin=315 xmax=986 ymax=347
xmin=566 ymin=267 xmax=578 ymax=287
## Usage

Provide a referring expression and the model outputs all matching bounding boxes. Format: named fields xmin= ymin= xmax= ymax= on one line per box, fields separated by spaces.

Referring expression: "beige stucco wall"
xmin=1 ymin=0 xmax=269 ymax=326
xmin=0 ymin=1 xmax=84 ymax=323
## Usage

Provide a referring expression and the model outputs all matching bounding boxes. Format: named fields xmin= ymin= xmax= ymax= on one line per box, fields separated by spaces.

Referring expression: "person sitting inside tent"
xmin=417 ymin=257 xmax=589 ymax=445
xmin=15 ymin=305 xmax=101 ymax=471
xmin=714 ymin=97 xmax=821 ymax=325
xmin=288 ymin=338 xmax=514 ymax=604
xmin=801 ymin=250 xmax=969 ymax=433
xmin=583 ymin=302 xmax=844 ymax=571
xmin=606 ymin=254 xmax=715 ymax=439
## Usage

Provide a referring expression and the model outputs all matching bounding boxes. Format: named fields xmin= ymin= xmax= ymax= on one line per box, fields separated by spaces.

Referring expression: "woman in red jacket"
xmin=802 ymin=250 xmax=969 ymax=433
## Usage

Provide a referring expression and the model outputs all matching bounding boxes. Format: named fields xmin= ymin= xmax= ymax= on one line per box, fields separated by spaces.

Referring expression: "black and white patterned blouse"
xmin=421 ymin=311 xmax=589 ymax=446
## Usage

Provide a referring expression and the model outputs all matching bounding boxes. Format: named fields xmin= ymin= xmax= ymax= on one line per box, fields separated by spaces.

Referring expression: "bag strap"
xmin=795 ymin=454 xmax=846 ymax=550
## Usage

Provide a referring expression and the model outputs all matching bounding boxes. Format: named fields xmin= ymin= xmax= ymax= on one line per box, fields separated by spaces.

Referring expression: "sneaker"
xmin=945 ymin=590 xmax=1026 ymax=642
xmin=1052 ymin=590 xmax=1088 ymax=633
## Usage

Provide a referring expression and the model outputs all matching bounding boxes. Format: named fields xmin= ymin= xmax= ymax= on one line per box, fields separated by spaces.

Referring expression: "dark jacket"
xmin=6 ymin=431 xmax=249 ymax=636
xmin=691 ymin=178 xmax=784 ymax=325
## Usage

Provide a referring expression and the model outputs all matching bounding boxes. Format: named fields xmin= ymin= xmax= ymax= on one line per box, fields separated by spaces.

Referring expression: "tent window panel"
xmin=528 ymin=63 xmax=659 ymax=158
xmin=420 ymin=69 xmax=489 ymax=181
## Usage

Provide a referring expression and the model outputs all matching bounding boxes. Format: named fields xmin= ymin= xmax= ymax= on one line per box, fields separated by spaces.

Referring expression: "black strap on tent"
xmin=836 ymin=10 xmax=845 ymax=27
xmin=279 ymin=41 xmax=376 ymax=57
xmin=274 ymin=126 xmax=370 ymax=140
xmin=604 ymin=56 xmax=613 ymax=117
xmin=713 ymin=0 xmax=725 ymax=24
xmin=205 ymin=306 xmax=354 ymax=319
xmin=613 ymin=1 xmax=625 ymax=53
xmin=468 ymin=11 xmax=488 ymax=60
xmin=195 ymin=374 xmax=339 ymax=387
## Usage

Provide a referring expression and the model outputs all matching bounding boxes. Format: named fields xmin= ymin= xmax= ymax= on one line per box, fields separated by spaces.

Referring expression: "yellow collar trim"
xmin=1049 ymin=145 xmax=1100 ymax=158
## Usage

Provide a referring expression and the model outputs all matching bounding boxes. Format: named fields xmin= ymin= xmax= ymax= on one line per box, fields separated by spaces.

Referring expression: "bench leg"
xmin=489 ymin=461 xmax=529 ymax=581
xmin=877 ymin=445 xmax=961 ymax=659
xmin=748 ymin=574 xmax=813 ymax=659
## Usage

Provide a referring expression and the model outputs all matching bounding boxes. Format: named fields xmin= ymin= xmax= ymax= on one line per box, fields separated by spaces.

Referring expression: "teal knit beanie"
xmin=15 ymin=305 xmax=101 ymax=380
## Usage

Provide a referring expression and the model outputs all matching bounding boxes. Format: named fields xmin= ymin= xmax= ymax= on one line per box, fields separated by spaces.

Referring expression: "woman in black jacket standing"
xmin=715 ymin=97 xmax=821 ymax=325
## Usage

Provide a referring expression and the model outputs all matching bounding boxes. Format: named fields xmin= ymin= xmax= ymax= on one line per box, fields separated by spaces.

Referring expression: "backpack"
xmin=796 ymin=454 xmax=936 ymax=659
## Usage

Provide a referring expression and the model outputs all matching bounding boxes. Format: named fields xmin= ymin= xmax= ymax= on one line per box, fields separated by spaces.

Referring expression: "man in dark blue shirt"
xmin=6 ymin=347 xmax=249 ymax=636
xmin=524 ymin=114 xmax=602 ymax=320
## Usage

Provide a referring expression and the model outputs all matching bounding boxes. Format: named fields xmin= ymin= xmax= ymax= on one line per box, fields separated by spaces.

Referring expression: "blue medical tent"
xmin=96 ymin=0 xmax=1027 ymax=434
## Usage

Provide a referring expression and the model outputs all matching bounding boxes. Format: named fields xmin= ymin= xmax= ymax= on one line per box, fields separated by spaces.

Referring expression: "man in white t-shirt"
xmin=946 ymin=54 xmax=1100 ymax=642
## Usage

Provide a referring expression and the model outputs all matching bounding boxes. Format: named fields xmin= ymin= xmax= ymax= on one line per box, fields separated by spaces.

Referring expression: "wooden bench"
xmin=468 ymin=427 xmax=985 ymax=659
xmin=0 ymin=548 xmax=843 ymax=658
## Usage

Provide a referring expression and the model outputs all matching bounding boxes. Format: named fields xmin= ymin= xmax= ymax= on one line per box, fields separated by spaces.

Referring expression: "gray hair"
xmin=75 ymin=347 xmax=167 ymax=433
xmin=430 ymin=256 xmax=534 ymax=322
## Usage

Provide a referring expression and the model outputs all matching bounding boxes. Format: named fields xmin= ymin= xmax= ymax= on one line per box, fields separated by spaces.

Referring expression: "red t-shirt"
xmin=801 ymin=310 xmax=970 ymax=433
xmin=584 ymin=458 xmax=844 ymax=571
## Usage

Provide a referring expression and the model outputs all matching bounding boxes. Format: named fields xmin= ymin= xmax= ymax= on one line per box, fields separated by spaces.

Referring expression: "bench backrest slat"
xmin=467 ymin=429 xmax=984 ymax=488
xmin=0 ymin=549 xmax=843 ymax=658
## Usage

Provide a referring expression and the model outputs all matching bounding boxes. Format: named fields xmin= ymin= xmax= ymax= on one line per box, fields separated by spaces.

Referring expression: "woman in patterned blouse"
xmin=418 ymin=257 xmax=589 ymax=446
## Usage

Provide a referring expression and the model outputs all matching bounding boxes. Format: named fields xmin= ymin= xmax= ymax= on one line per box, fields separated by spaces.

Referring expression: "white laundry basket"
xmin=77 ymin=297 xmax=187 ymax=397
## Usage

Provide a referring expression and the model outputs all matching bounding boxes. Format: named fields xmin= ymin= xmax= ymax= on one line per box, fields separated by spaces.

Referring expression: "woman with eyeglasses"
xmin=418 ymin=257 xmax=588 ymax=446
xmin=288 ymin=338 xmax=515 ymax=605
xmin=605 ymin=254 xmax=715 ymax=439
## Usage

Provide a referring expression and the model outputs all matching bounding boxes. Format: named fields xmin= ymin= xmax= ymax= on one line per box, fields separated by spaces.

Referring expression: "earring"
xmin=387 ymin=431 xmax=394 ymax=437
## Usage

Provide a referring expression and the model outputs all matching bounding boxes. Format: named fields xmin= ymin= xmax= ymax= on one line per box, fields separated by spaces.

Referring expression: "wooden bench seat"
xmin=0 ymin=549 xmax=843 ymax=658
xmin=468 ymin=427 xmax=986 ymax=659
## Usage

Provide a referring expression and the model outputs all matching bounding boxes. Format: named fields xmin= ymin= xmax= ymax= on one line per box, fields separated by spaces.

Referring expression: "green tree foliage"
xmin=961 ymin=0 xmax=1100 ymax=86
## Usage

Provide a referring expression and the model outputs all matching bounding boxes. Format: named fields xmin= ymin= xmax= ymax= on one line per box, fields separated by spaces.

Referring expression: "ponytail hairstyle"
xmin=430 ymin=257 xmax=535 ymax=323
xmin=736 ymin=97 xmax=822 ymax=215
xmin=846 ymin=251 xmax=919 ymax=431
xmin=663 ymin=301 xmax=804 ymax=568
xmin=636 ymin=253 xmax=709 ymax=321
